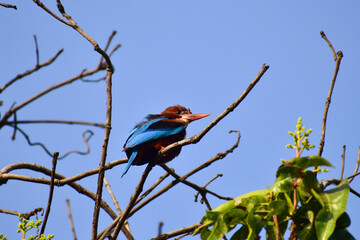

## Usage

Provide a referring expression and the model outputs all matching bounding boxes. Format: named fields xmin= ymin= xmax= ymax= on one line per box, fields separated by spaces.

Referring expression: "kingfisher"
xmin=122 ymin=105 xmax=210 ymax=177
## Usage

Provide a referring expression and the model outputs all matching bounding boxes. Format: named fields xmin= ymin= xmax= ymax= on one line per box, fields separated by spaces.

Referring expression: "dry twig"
xmin=66 ymin=199 xmax=78 ymax=240
xmin=318 ymin=30 xmax=343 ymax=156
xmin=0 ymin=2 xmax=17 ymax=9
xmin=40 ymin=152 xmax=59 ymax=235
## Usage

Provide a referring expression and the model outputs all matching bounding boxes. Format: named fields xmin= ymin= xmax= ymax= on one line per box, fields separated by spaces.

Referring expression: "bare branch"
xmin=135 ymin=171 xmax=171 ymax=205
xmin=340 ymin=145 xmax=346 ymax=180
xmin=320 ymin=30 xmax=337 ymax=61
xmin=8 ymin=125 xmax=95 ymax=160
xmin=0 ymin=2 xmax=17 ymax=10
xmin=98 ymin=163 xmax=155 ymax=240
xmin=160 ymin=64 xmax=268 ymax=157
xmin=104 ymin=177 xmax=134 ymax=240
xmin=161 ymin=165 xmax=230 ymax=204
xmin=0 ymin=162 xmax=118 ymax=220
xmin=129 ymin=130 xmax=240 ymax=218
xmin=349 ymin=146 xmax=360 ymax=183
xmin=40 ymin=152 xmax=59 ymax=235
xmin=0 ymin=207 xmax=43 ymax=220
xmin=34 ymin=35 xmax=40 ymax=66
xmin=318 ymin=30 xmax=343 ymax=156
xmin=5 ymin=120 xmax=105 ymax=128
xmin=194 ymin=174 xmax=223 ymax=205
xmin=66 ymin=199 xmax=78 ymax=240
xmin=0 ymin=48 xmax=63 ymax=94
xmin=150 ymin=223 xmax=202 ymax=240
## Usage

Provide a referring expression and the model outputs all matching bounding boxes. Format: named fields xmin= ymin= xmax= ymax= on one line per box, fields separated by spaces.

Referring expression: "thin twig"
xmin=66 ymin=199 xmax=78 ymax=240
xmin=158 ymin=221 xmax=164 ymax=236
xmin=0 ymin=158 xmax=127 ymax=186
xmin=135 ymin=171 xmax=171 ymax=205
xmin=194 ymin=174 xmax=223 ymax=204
xmin=9 ymin=126 xmax=94 ymax=160
xmin=340 ymin=145 xmax=346 ymax=180
xmin=150 ymin=223 xmax=202 ymax=240
xmin=320 ymin=30 xmax=337 ymax=61
xmin=40 ymin=152 xmax=59 ymax=235
xmin=160 ymin=64 xmax=268 ymax=157
xmin=34 ymin=35 xmax=40 ymax=66
xmin=98 ymin=30 xmax=117 ymax=68
xmin=0 ymin=65 xmax=103 ymax=128
xmin=349 ymin=146 xmax=360 ymax=183
xmin=0 ymin=3 xmax=17 ymax=10
xmin=318 ymin=30 xmax=343 ymax=156
xmin=0 ymin=162 xmax=118 ymax=220
xmin=11 ymin=111 xmax=17 ymax=140
xmin=0 ymin=208 xmax=43 ymax=219
xmin=104 ymin=177 xmax=134 ymax=240
xmin=129 ymin=130 xmax=240 ymax=218
xmin=5 ymin=120 xmax=105 ymax=128
xmin=0 ymin=48 xmax=63 ymax=94
xmin=98 ymin=163 xmax=155 ymax=240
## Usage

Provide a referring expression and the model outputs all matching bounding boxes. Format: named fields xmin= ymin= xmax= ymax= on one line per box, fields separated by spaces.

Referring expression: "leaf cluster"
xmin=0 ymin=215 xmax=54 ymax=240
xmin=194 ymin=119 xmax=355 ymax=240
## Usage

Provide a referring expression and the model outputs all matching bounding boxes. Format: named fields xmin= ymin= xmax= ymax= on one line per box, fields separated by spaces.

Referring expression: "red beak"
xmin=181 ymin=113 xmax=210 ymax=122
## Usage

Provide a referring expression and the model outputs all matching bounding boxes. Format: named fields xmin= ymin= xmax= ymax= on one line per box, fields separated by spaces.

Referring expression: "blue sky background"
xmin=1 ymin=1 xmax=360 ymax=239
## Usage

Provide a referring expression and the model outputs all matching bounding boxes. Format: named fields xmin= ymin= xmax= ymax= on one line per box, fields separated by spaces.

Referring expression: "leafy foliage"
xmin=194 ymin=118 xmax=355 ymax=240
xmin=0 ymin=215 xmax=54 ymax=240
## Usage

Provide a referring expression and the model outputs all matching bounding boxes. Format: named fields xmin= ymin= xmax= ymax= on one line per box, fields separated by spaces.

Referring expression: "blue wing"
xmin=124 ymin=118 xmax=184 ymax=149
xmin=122 ymin=117 xmax=185 ymax=177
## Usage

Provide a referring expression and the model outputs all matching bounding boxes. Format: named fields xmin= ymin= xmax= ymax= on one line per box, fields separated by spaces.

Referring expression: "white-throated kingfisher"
xmin=122 ymin=105 xmax=210 ymax=177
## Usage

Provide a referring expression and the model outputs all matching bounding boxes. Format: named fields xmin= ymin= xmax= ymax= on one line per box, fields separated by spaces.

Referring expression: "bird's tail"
xmin=121 ymin=149 xmax=139 ymax=177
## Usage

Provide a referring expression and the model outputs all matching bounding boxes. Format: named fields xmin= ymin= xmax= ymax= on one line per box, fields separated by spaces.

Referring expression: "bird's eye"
xmin=176 ymin=110 xmax=181 ymax=114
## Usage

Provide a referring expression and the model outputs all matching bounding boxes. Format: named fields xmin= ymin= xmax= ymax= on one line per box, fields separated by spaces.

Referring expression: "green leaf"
xmin=269 ymin=200 xmax=288 ymax=215
xmin=314 ymin=180 xmax=350 ymax=240
xmin=298 ymin=171 xmax=321 ymax=201
xmin=297 ymin=210 xmax=316 ymax=240
xmin=230 ymin=226 xmax=248 ymax=240
xmin=272 ymin=165 xmax=301 ymax=193
xmin=223 ymin=208 xmax=247 ymax=228
xmin=246 ymin=208 xmax=262 ymax=240
xmin=288 ymin=156 xmax=333 ymax=169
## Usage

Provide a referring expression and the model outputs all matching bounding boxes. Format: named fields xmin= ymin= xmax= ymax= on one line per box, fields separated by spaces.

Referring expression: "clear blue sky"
xmin=1 ymin=1 xmax=360 ymax=239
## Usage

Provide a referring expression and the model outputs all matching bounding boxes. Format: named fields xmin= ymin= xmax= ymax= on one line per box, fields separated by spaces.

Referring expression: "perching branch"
xmin=129 ymin=130 xmax=240 ymax=218
xmin=160 ymin=64 xmax=268 ymax=156
xmin=318 ymin=30 xmax=343 ymax=156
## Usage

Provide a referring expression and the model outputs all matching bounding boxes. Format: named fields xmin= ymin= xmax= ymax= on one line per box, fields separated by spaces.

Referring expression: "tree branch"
xmin=0 ymin=48 xmax=63 ymax=94
xmin=0 ymin=2 xmax=17 ymax=9
xmin=318 ymin=30 xmax=343 ymax=156
xmin=150 ymin=223 xmax=202 ymax=240
xmin=5 ymin=120 xmax=105 ymax=128
xmin=160 ymin=64 xmax=268 ymax=156
xmin=129 ymin=130 xmax=240 ymax=218
xmin=66 ymin=199 xmax=78 ymax=240
xmin=98 ymin=163 xmax=155 ymax=240
xmin=40 ymin=152 xmax=59 ymax=235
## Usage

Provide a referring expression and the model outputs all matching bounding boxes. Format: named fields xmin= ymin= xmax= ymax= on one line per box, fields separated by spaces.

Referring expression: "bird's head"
xmin=161 ymin=105 xmax=210 ymax=124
